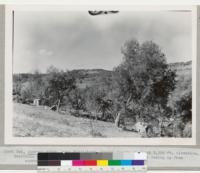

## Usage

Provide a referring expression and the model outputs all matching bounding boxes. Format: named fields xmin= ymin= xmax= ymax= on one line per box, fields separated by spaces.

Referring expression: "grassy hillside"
xmin=13 ymin=103 xmax=140 ymax=137
xmin=169 ymin=60 xmax=191 ymax=77
xmin=13 ymin=61 xmax=191 ymax=91
xmin=76 ymin=61 xmax=192 ymax=89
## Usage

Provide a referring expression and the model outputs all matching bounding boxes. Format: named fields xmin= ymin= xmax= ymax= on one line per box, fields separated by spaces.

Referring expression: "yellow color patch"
xmin=97 ymin=160 xmax=108 ymax=166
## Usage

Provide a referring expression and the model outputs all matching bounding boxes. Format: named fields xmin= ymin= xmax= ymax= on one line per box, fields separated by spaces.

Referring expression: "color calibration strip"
xmin=38 ymin=159 xmax=145 ymax=166
xmin=37 ymin=152 xmax=147 ymax=172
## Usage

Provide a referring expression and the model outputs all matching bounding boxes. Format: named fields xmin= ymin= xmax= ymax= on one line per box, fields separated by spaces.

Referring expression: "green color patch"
xmin=108 ymin=160 xmax=121 ymax=166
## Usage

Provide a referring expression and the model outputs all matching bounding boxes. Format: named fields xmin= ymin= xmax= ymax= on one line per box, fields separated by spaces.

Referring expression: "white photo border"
xmin=4 ymin=5 xmax=197 ymax=145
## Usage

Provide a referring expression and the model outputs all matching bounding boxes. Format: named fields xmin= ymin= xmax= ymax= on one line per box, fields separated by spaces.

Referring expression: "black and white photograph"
xmin=5 ymin=7 xmax=196 ymax=145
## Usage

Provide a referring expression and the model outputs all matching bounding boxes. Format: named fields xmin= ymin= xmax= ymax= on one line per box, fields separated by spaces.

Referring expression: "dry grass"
xmin=13 ymin=103 xmax=140 ymax=138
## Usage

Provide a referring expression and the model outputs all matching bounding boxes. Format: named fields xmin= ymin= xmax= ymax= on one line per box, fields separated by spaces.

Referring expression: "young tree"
xmin=68 ymin=88 xmax=86 ymax=111
xmin=20 ymin=81 xmax=35 ymax=104
xmin=94 ymin=90 xmax=113 ymax=121
xmin=45 ymin=66 xmax=76 ymax=111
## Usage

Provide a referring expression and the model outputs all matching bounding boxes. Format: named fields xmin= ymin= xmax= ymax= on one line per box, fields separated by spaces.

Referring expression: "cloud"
xmin=38 ymin=49 xmax=53 ymax=56
xmin=13 ymin=11 xmax=192 ymax=73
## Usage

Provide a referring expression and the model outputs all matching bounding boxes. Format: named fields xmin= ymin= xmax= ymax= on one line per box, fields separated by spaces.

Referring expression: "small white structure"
xmin=33 ymin=99 xmax=40 ymax=106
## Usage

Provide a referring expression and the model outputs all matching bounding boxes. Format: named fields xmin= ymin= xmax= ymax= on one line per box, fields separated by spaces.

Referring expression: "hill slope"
xmin=13 ymin=61 xmax=192 ymax=91
xmin=13 ymin=103 xmax=140 ymax=137
xmin=73 ymin=61 xmax=192 ymax=89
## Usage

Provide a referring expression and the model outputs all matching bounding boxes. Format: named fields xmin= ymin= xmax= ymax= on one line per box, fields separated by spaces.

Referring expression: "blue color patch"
xmin=120 ymin=160 xmax=132 ymax=166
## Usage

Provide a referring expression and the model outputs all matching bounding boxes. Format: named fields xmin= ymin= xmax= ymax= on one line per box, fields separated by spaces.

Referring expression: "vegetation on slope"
xmin=13 ymin=39 xmax=192 ymax=138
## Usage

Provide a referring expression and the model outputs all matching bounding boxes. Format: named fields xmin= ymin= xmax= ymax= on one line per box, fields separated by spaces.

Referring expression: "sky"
xmin=13 ymin=10 xmax=192 ymax=73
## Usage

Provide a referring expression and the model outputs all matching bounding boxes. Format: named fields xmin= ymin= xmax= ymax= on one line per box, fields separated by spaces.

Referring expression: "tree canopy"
xmin=115 ymin=39 xmax=176 ymax=114
xmin=44 ymin=66 xmax=76 ymax=110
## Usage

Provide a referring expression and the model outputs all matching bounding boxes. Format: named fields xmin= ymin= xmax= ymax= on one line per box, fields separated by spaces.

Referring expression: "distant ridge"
xmin=13 ymin=61 xmax=192 ymax=75
xmin=169 ymin=60 xmax=192 ymax=68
